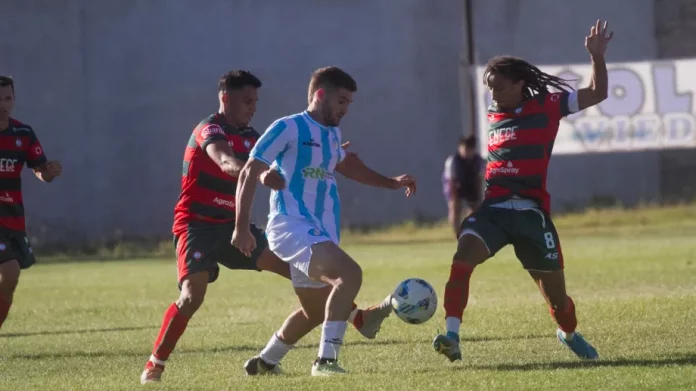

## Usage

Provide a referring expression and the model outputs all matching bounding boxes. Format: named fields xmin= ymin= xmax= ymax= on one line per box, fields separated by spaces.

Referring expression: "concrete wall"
xmin=654 ymin=0 xmax=696 ymax=203
xmin=2 ymin=0 xmax=465 ymax=244
xmin=470 ymin=0 xmax=662 ymax=210
xmin=0 ymin=0 xmax=681 ymax=244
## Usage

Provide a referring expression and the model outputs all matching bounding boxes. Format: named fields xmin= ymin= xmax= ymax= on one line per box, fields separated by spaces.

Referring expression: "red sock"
xmin=350 ymin=303 xmax=364 ymax=329
xmin=0 ymin=296 xmax=10 ymax=330
xmin=151 ymin=303 xmax=190 ymax=362
xmin=444 ymin=262 xmax=475 ymax=320
xmin=550 ymin=296 xmax=577 ymax=333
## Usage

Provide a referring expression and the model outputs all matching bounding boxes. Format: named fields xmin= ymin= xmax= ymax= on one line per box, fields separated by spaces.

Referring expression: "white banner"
xmin=475 ymin=59 xmax=696 ymax=156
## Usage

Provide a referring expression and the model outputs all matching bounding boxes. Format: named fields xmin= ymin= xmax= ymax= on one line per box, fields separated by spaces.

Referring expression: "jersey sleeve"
xmin=250 ymin=119 xmax=294 ymax=166
xmin=26 ymin=130 xmax=48 ymax=169
xmin=544 ymin=91 xmax=576 ymax=119
xmin=195 ymin=123 xmax=227 ymax=151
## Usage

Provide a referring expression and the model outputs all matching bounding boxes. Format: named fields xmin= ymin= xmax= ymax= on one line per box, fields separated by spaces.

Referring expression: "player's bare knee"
xmin=453 ymin=234 xmax=489 ymax=265
xmin=337 ymin=260 xmax=362 ymax=290
xmin=177 ymin=274 xmax=208 ymax=316
xmin=323 ymin=262 xmax=362 ymax=294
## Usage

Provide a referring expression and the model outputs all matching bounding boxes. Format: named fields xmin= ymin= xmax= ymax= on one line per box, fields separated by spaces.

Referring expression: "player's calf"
xmin=258 ymin=246 xmax=377 ymax=338
xmin=0 ymin=259 xmax=20 ymax=330
xmin=307 ymin=242 xmax=362 ymax=373
xmin=247 ymin=287 xmax=330 ymax=375
xmin=443 ymin=234 xmax=488 ymax=339
xmin=141 ymin=272 xmax=208 ymax=384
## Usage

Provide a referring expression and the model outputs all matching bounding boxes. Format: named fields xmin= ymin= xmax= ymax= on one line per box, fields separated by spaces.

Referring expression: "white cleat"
xmin=311 ymin=359 xmax=347 ymax=376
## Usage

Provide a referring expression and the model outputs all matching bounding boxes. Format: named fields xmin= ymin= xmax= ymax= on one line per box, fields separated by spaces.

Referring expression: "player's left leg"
xmin=0 ymin=235 xmax=36 ymax=331
xmin=512 ymin=209 xmax=598 ymax=360
xmin=244 ymin=285 xmax=331 ymax=376
xmin=0 ymin=259 xmax=20 ymax=330
xmin=243 ymin=223 xmax=391 ymax=339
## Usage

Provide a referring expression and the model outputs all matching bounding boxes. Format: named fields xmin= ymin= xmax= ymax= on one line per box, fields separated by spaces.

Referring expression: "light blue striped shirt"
xmin=250 ymin=111 xmax=346 ymax=241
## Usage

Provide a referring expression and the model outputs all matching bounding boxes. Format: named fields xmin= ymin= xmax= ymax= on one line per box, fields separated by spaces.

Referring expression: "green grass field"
xmin=1 ymin=206 xmax=695 ymax=390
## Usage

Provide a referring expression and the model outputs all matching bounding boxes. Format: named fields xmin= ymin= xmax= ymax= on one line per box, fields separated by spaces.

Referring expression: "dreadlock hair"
xmin=483 ymin=56 xmax=575 ymax=100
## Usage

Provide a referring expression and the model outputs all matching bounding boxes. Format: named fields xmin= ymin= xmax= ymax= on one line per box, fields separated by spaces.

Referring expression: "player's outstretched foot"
xmin=357 ymin=294 xmax=393 ymax=339
xmin=556 ymin=329 xmax=599 ymax=360
xmin=311 ymin=358 xmax=347 ymax=376
xmin=432 ymin=331 xmax=462 ymax=362
xmin=244 ymin=356 xmax=282 ymax=375
xmin=140 ymin=361 xmax=164 ymax=384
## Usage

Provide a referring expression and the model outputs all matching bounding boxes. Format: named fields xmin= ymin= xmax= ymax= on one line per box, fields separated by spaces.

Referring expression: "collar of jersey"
xmin=302 ymin=111 xmax=332 ymax=130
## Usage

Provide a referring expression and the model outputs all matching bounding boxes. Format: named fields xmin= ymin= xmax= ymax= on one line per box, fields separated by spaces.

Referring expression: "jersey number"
xmin=543 ymin=232 xmax=556 ymax=249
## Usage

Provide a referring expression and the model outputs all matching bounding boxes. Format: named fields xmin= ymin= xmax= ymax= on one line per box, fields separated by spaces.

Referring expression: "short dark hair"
xmin=218 ymin=70 xmax=262 ymax=93
xmin=0 ymin=75 xmax=14 ymax=94
xmin=459 ymin=135 xmax=477 ymax=149
xmin=308 ymin=66 xmax=357 ymax=104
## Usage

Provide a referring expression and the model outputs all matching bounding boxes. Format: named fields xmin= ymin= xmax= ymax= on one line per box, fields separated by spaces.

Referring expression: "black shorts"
xmin=175 ymin=221 xmax=268 ymax=287
xmin=458 ymin=206 xmax=564 ymax=271
xmin=0 ymin=233 xmax=36 ymax=270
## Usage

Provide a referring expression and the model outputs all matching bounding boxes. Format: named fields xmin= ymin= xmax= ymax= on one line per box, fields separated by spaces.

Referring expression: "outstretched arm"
xmin=205 ymin=140 xmax=245 ymax=176
xmin=232 ymin=158 xmax=269 ymax=256
xmin=577 ymin=19 xmax=613 ymax=111
xmin=336 ymin=152 xmax=416 ymax=197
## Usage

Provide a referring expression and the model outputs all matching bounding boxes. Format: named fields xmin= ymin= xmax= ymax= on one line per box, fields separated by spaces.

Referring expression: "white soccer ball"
xmin=390 ymin=278 xmax=438 ymax=324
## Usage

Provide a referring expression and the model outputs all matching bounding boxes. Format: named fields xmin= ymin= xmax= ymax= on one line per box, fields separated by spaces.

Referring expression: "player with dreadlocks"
xmin=433 ymin=19 xmax=613 ymax=362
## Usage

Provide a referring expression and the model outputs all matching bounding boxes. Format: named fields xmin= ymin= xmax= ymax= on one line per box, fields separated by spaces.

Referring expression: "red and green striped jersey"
xmin=0 ymin=118 xmax=48 ymax=234
xmin=483 ymin=92 xmax=572 ymax=213
xmin=172 ymin=113 xmax=259 ymax=235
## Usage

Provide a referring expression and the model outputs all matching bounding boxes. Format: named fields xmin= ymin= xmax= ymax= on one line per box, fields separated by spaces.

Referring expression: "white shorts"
xmin=266 ymin=215 xmax=336 ymax=289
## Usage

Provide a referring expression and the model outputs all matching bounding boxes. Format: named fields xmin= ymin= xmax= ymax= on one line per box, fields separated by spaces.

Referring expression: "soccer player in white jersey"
xmin=233 ymin=66 xmax=417 ymax=376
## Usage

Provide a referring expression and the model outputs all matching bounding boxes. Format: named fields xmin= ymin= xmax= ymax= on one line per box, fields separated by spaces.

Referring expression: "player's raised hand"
xmin=260 ymin=169 xmax=285 ymax=190
xmin=232 ymin=227 xmax=256 ymax=257
xmin=585 ymin=19 xmax=613 ymax=57
xmin=391 ymin=174 xmax=417 ymax=197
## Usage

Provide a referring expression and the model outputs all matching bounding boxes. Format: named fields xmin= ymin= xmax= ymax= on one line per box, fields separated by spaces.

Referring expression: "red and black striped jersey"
xmin=172 ymin=113 xmax=259 ymax=235
xmin=0 ymin=118 xmax=48 ymax=234
xmin=483 ymin=92 xmax=572 ymax=213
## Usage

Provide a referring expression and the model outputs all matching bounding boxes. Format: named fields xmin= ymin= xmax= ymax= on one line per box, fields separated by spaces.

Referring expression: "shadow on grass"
xmin=468 ymin=355 xmax=696 ymax=371
xmin=0 ymin=322 xmax=251 ymax=339
xmin=3 ymin=333 xmax=549 ymax=360
xmin=0 ymin=325 xmax=158 ymax=339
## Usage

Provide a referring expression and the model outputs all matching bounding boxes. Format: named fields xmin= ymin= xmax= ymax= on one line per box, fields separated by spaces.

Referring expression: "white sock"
xmin=259 ymin=333 xmax=293 ymax=365
xmin=347 ymin=307 xmax=359 ymax=323
xmin=149 ymin=355 xmax=166 ymax=366
xmin=560 ymin=330 xmax=575 ymax=341
xmin=318 ymin=321 xmax=348 ymax=360
xmin=446 ymin=317 xmax=461 ymax=335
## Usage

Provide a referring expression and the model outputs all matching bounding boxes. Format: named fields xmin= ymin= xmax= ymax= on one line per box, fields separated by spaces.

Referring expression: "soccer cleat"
xmin=140 ymin=361 xmax=164 ymax=384
xmin=556 ymin=329 xmax=599 ymax=360
xmin=244 ymin=356 xmax=282 ymax=375
xmin=432 ymin=332 xmax=462 ymax=362
xmin=357 ymin=294 xmax=393 ymax=339
xmin=311 ymin=358 xmax=347 ymax=376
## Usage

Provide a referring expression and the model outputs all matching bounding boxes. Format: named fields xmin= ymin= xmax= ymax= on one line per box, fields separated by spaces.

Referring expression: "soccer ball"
xmin=390 ymin=278 xmax=438 ymax=324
